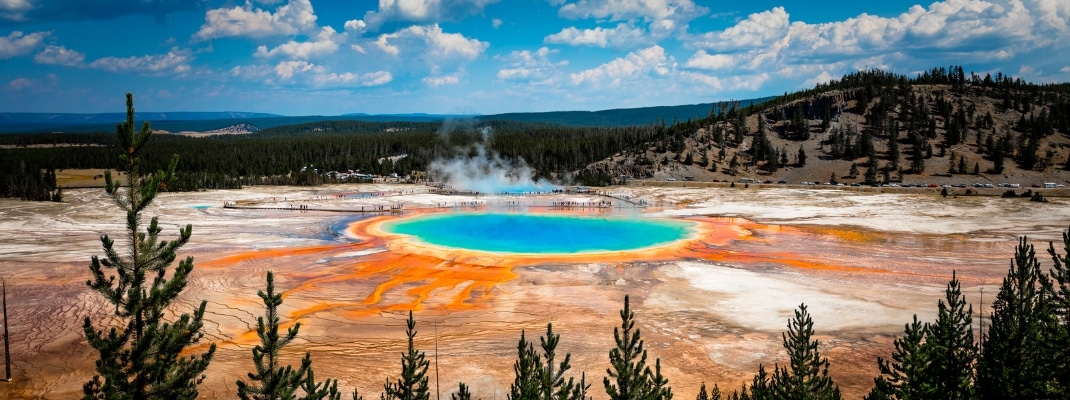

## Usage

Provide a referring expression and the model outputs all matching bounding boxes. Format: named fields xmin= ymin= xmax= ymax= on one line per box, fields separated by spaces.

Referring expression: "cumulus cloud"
xmin=0 ymin=0 xmax=31 ymax=21
xmin=5 ymin=77 xmax=33 ymax=90
xmin=312 ymin=70 xmax=393 ymax=86
xmin=254 ymin=26 xmax=340 ymax=59
xmin=4 ymin=73 xmax=58 ymax=91
xmin=495 ymin=46 xmax=568 ymax=81
xmin=273 ymin=60 xmax=319 ymax=79
xmin=570 ymin=45 xmax=674 ymax=86
xmin=88 ymin=48 xmax=192 ymax=74
xmin=492 ymin=18 xmax=502 ymax=28
xmin=423 ymin=72 xmax=461 ymax=87
xmin=0 ymin=30 xmax=48 ymax=59
xmin=374 ymin=23 xmax=487 ymax=60
xmin=689 ymin=7 xmax=789 ymax=52
xmin=683 ymin=50 xmax=734 ymax=70
xmin=544 ymin=23 xmax=649 ymax=49
xmin=555 ymin=0 xmax=706 ymax=40
xmin=344 ymin=19 xmax=367 ymax=35
xmin=195 ymin=0 xmax=317 ymax=40
xmin=361 ymin=0 xmax=500 ymax=30
xmin=688 ymin=0 xmax=1070 ymax=76
xmin=34 ymin=45 xmax=85 ymax=66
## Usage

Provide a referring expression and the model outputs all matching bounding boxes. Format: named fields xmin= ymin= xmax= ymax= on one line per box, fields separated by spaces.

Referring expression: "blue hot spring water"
xmin=382 ymin=213 xmax=693 ymax=254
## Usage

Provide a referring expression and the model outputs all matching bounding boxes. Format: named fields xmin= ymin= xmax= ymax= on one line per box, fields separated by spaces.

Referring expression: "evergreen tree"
xmin=770 ymin=304 xmax=840 ymax=400
xmin=237 ymin=271 xmax=332 ymax=400
xmin=512 ymin=323 xmax=589 ymax=400
xmin=604 ymin=295 xmax=670 ymax=400
xmin=921 ymin=272 xmax=975 ymax=399
xmin=82 ymin=93 xmax=215 ymax=400
xmin=887 ymin=137 xmax=900 ymax=171
xmin=977 ymin=238 xmax=1053 ymax=399
xmin=538 ymin=323 xmax=589 ymax=400
xmin=797 ymin=147 xmax=807 ymax=167
xmin=866 ymin=316 xmax=928 ymax=400
xmin=696 ymin=383 xmax=709 ymax=400
xmin=383 ymin=311 xmax=430 ymax=400
xmin=510 ymin=330 xmax=541 ymax=400
xmin=298 ymin=369 xmax=341 ymax=400
xmin=453 ymin=383 xmax=473 ymax=400
xmin=1041 ymin=227 xmax=1070 ymax=396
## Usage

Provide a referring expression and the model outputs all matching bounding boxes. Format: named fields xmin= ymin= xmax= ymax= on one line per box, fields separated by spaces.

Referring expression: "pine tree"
xmin=866 ymin=316 xmax=928 ymax=400
xmin=234 ymin=272 xmax=340 ymax=400
xmin=604 ymin=295 xmax=669 ymax=400
xmin=921 ymin=272 xmax=975 ymax=399
xmin=977 ymin=238 xmax=1054 ymax=399
xmin=538 ymin=323 xmax=589 ymax=400
xmin=770 ymin=304 xmax=840 ymax=400
xmin=709 ymin=384 xmax=722 ymax=400
xmin=383 ymin=311 xmax=430 ymax=400
xmin=1041 ymin=226 xmax=1070 ymax=396
xmin=237 ymin=271 xmax=309 ymax=399
xmin=82 ymin=93 xmax=215 ymax=400
xmin=453 ymin=383 xmax=473 ymax=400
xmin=696 ymin=383 xmax=709 ymax=400
xmin=511 ymin=330 xmax=541 ymax=400
xmin=797 ymin=147 xmax=807 ymax=167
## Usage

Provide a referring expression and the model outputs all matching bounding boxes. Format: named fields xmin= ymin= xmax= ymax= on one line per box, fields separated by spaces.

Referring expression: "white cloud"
xmin=0 ymin=0 xmax=32 ymax=21
xmin=544 ymin=23 xmax=648 ymax=49
xmin=195 ymin=0 xmax=318 ymax=40
xmin=34 ymin=45 xmax=85 ymax=66
xmin=1062 ymin=66 xmax=1070 ymax=73
xmin=88 ymin=49 xmax=192 ymax=74
xmin=5 ymin=77 xmax=33 ymax=90
xmin=4 ymin=73 xmax=58 ymax=92
xmin=362 ymin=0 xmax=500 ymax=30
xmin=374 ymin=24 xmax=487 ymax=60
xmin=0 ymin=30 xmax=49 ymax=59
xmin=492 ymin=18 xmax=502 ymax=28
xmin=683 ymin=0 xmax=1070 ymax=83
xmin=312 ymin=70 xmax=393 ymax=87
xmin=255 ymin=26 xmax=340 ymax=59
xmin=570 ymin=45 xmax=674 ymax=86
xmin=683 ymin=50 xmax=734 ymax=70
xmin=557 ymin=0 xmax=704 ymax=23
xmin=273 ymin=60 xmax=320 ymax=79
xmin=495 ymin=46 xmax=568 ymax=81
xmin=689 ymin=7 xmax=789 ymax=51
xmin=344 ymin=19 xmax=367 ymax=35
xmin=555 ymin=0 xmax=706 ymax=40
xmin=423 ymin=72 xmax=461 ymax=87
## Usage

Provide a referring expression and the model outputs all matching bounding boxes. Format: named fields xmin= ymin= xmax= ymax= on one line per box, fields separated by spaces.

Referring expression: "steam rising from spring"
xmin=429 ymin=125 xmax=555 ymax=194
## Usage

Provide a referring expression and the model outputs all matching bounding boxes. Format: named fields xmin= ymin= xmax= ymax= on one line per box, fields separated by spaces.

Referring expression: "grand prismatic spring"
xmin=1 ymin=183 xmax=1069 ymax=399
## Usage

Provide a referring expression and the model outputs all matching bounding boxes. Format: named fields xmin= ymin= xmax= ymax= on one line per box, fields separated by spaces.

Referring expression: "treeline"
xmin=0 ymin=119 xmax=659 ymax=197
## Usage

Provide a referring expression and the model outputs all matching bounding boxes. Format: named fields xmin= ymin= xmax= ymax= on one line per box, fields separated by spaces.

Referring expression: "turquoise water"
xmin=382 ymin=213 xmax=694 ymax=254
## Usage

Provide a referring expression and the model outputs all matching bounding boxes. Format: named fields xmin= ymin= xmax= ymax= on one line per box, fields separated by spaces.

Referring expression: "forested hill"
xmin=0 ymin=99 xmax=772 ymax=134
xmin=583 ymin=66 xmax=1070 ymax=188
xmin=476 ymin=98 xmax=775 ymax=127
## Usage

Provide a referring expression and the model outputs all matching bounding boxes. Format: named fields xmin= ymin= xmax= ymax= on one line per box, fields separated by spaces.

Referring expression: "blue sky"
xmin=1 ymin=0 xmax=1068 ymax=115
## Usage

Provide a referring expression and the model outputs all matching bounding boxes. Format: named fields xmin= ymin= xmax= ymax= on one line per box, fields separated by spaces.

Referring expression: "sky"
xmin=1 ymin=0 xmax=1068 ymax=116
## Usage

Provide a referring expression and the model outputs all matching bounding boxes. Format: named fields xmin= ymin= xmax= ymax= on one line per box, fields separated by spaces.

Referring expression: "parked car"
xmin=984 ymin=183 xmax=994 ymax=188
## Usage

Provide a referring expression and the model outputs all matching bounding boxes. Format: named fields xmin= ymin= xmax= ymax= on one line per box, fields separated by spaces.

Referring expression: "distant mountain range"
xmin=0 ymin=98 xmax=773 ymax=134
